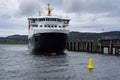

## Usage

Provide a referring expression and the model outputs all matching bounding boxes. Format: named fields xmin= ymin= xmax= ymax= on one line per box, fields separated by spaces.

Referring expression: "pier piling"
xmin=67 ymin=38 xmax=120 ymax=55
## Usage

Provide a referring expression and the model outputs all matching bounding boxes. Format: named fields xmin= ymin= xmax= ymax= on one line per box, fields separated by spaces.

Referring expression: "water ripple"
xmin=0 ymin=44 xmax=120 ymax=80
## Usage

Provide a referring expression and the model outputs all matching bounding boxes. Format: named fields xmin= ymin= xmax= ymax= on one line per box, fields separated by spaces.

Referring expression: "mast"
xmin=39 ymin=11 xmax=41 ymax=16
xmin=47 ymin=3 xmax=53 ymax=16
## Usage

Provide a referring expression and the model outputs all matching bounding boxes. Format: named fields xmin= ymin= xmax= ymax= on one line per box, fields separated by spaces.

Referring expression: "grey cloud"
xmin=62 ymin=0 xmax=82 ymax=13
xmin=41 ymin=0 xmax=62 ymax=7
xmin=0 ymin=0 xmax=120 ymax=37
xmin=69 ymin=24 xmax=119 ymax=32
xmin=62 ymin=0 xmax=120 ymax=17
xmin=9 ymin=0 xmax=62 ymax=18
xmin=18 ymin=0 xmax=62 ymax=17
xmin=0 ymin=19 xmax=14 ymax=29
xmin=18 ymin=0 xmax=42 ymax=16
xmin=0 ymin=14 xmax=11 ymax=19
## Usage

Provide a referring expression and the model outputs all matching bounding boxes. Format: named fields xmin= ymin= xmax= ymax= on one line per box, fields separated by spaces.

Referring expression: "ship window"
xmin=39 ymin=19 xmax=41 ymax=21
xmin=48 ymin=25 xmax=50 ymax=27
xmin=51 ymin=25 xmax=53 ymax=27
xmin=52 ymin=18 xmax=54 ymax=21
xmin=64 ymin=20 xmax=69 ymax=24
xmin=40 ymin=25 xmax=42 ymax=27
xmin=46 ymin=18 xmax=52 ymax=21
xmin=53 ymin=18 xmax=57 ymax=21
xmin=39 ymin=18 xmax=45 ymax=21
xmin=46 ymin=18 xmax=48 ymax=21
xmin=47 ymin=18 xmax=49 ymax=21
xmin=43 ymin=18 xmax=45 ymax=21
xmin=51 ymin=18 xmax=56 ymax=21
xmin=42 ymin=18 xmax=43 ymax=21
xmin=46 ymin=18 xmax=56 ymax=21
xmin=29 ymin=18 xmax=38 ymax=23
xmin=51 ymin=18 xmax=53 ymax=21
xmin=67 ymin=20 xmax=69 ymax=23
xmin=45 ymin=25 xmax=47 ymax=27
xmin=32 ymin=25 xmax=38 ymax=27
xmin=50 ymin=18 xmax=52 ymax=21
xmin=31 ymin=19 xmax=35 ymax=23
xmin=57 ymin=19 xmax=59 ymax=21
xmin=57 ymin=19 xmax=62 ymax=22
xmin=55 ymin=25 xmax=57 ymax=27
xmin=48 ymin=18 xmax=50 ymax=21
xmin=59 ymin=19 xmax=61 ymax=22
xmin=63 ymin=26 xmax=66 ymax=28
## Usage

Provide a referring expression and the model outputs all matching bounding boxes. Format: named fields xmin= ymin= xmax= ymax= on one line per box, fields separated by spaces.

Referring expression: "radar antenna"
xmin=47 ymin=3 xmax=53 ymax=16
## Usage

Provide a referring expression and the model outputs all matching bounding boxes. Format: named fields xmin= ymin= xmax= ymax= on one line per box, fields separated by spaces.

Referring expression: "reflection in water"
xmin=30 ymin=50 xmax=65 ymax=56
xmin=0 ymin=45 xmax=120 ymax=80
xmin=88 ymin=68 xmax=93 ymax=72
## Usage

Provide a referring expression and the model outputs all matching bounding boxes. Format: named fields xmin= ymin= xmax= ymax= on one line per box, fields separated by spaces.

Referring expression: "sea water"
xmin=0 ymin=44 xmax=120 ymax=80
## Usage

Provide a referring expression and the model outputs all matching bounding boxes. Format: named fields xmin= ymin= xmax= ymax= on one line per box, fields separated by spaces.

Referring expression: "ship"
xmin=28 ymin=4 xmax=70 ymax=55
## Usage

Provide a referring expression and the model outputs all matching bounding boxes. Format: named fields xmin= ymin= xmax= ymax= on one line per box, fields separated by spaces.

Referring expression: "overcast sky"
xmin=0 ymin=0 xmax=120 ymax=36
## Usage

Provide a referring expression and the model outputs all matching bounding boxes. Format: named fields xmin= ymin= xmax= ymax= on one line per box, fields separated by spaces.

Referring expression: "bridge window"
xmin=63 ymin=20 xmax=69 ymax=24
xmin=46 ymin=18 xmax=48 ymax=21
xmin=45 ymin=18 xmax=58 ymax=21
xmin=30 ymin=19 xmax=37 ymax=23
xmin=39 ymin=19 xmax=41 ymax=21
xmin=39 ymin=18 xmax=45 ymax=21
xmin=42 ymin=18 xmax=45 ymax=21
xmin=53 ymin=18 xmax=56 ymax=21
xmin=57 ymin=19 xmax=61 ymax=22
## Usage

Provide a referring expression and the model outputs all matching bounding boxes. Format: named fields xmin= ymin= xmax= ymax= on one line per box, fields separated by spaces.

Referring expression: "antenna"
xmin=39 ymin=11 xmax=41 ymax=16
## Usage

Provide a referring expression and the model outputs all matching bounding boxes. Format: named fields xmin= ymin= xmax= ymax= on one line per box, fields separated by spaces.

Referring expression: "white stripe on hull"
xmin=28 ymin=29 xmax=69 ymax=38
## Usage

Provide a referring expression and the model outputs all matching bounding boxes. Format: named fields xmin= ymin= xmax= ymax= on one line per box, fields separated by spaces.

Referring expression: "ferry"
xmin=28 ymin=4 xmax=70 ymax=55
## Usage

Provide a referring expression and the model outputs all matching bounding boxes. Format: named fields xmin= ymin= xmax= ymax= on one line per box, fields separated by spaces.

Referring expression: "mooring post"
xmin=72 ymin=41 xmax=74 ymax=51
xmin=109 ymin=40 xmax=112 ymax=54
xmin=86 ymin=41 xmax=88 ymax=52
xmin=89 ymin=41 xmax=91 ymax=52
xmin=98 ymin=43 xmax=102 ymax=53
xmin=68 ymin=42 xmax=70 ymax=50
xmin=75 ymin=41 xmax=78 ymax=51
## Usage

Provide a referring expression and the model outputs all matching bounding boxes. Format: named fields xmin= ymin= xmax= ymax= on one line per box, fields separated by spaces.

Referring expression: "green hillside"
xmin=68 ymin=31 xmax=120 ymax=41
xmin=0 ymin=31 xmax=120 ymax=44
xmin=0 ymin=35 xmax=28 ymax=44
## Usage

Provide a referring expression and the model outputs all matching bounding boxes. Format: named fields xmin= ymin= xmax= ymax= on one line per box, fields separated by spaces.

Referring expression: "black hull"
xmin=28 ymin=33 xmax=68 ymax=55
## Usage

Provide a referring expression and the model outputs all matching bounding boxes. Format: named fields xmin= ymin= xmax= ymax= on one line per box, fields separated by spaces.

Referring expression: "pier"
xmin=67 ymin=38 xmax=120 ymax=55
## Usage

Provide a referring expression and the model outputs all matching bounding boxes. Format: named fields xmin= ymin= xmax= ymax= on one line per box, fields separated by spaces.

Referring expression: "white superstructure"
xmin=28 ymin=4 xmax=70 ymax=38
xmin=28 ymin=16 xmax=70 ymax=38
xmin=27 ymin=4 xmax=71 ymax=54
